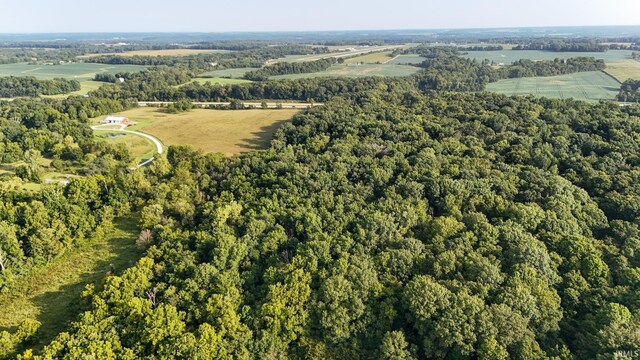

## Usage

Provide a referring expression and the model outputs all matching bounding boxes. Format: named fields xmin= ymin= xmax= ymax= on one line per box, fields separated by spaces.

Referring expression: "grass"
xmin=0 ymin=63 xmax=146 ymax=80
xmin=198 ymin=68 xmax=259 ymax=78
xmin=94 ymin=132 xmax=156 ymax=162
xmin=486 ymin=71 xmax=620 ymax=102
xmin=189 ymin=77 xmax=253 ymax=85
xmin=99 ymin=107 xmax=300 ymax=155
xmin=41 ymin=80 xmax=105 ymax=99
xmin=603 ymin=60 xmax=640 ymax=82
xmin=0 ymin=159 xmax=74 ymax=191
xmin=388 ymin=55 xmax=426 ymax=65
xmin=343 ymin=51 xmax=393 ymax=64
xmin=0 ymin=216 xmax=143 ymax=351
xmin=78 ymin=49 xmax=230 ymax=58
xmin=271 ymin=63 xmax=421 ymax=79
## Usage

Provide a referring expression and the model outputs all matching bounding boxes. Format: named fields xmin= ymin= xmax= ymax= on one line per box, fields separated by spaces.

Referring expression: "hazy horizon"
xmin=2 ymin=0 xmax=639 ymax=33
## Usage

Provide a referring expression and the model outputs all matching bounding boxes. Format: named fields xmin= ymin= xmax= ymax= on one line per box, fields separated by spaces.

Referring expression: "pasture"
xmin=271 ymin=63 xmax=421 ymax=79
xmin=486 ymin=71 xmax=620 ymax=102
xmin=462 ymin=49 xmax=635 ymax=64
xmin=189 ymin=77 xmax=253 ymax=85
xmin=343 ymin=51 xmax=393 ymax=64
xmin=604 ymin=60 xmax=640 ymax=81
xmin=94 ymin=132 xmax=156 ymax=163
xmin=100 ymin=107 xmax=300 ymax=155
xmin=388 ymin=54 xmax=426 ymax=65
xmin=0 ymin=62 xmax=146 ymax=80
xmin=198 ymin=67 xmax=259 ymax=78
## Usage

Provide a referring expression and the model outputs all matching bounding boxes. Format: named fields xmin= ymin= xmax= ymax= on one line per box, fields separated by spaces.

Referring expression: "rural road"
xmin=137 ymin=101 xmax=322 ymax=109
xmin=91 ymin=124 xmax=163 ymax=167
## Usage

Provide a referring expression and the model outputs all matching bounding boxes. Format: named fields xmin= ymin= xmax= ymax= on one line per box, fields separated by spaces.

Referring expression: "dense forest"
xmin=0 ymin=77 xmax=81 ymax=98
xmin=1 ymin=36 xmax=640 ymax=358
xmin=4 ymin=90 xmax=632 ymax=359
xmin=243 ymin=58 xmax=336 ymax=81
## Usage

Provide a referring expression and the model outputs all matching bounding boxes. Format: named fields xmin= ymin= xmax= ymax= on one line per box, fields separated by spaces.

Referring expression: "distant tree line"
xmin=459 ymin=45 xmax=504 ymax=51
xmin=243 ymin=58 xmax=337 ymax=81
xmin=0 ymin=77 xmax=81 ymax=98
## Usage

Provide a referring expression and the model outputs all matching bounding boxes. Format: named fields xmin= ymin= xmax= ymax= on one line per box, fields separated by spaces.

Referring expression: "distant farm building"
xmin=101 ymin=116 xmax=129 ymax=125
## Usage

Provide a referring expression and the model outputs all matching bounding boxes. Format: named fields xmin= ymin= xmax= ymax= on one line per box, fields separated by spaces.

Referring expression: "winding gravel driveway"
xmin=91 ymin=124 xmax=163 ymax=167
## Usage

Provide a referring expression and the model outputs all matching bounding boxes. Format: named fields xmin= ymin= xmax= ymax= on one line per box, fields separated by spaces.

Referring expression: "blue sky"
xmin=2 ymin=0 xmax=639 ymax=33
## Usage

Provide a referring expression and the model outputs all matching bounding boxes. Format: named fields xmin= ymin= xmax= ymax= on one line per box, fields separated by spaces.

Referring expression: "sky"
xmin=1 ymin=0 xmax=639 ymax=33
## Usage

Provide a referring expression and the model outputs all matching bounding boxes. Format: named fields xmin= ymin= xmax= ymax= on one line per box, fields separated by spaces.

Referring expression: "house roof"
xmin=104 ymin=116 xmax=128 ymax=121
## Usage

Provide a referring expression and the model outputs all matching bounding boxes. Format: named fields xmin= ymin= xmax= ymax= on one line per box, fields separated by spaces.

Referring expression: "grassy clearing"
xmin=198 ymin=68 xmax=259 ymax=78
xmin=189 ymin=77 xmax=253 ymax=85
xmin=78 ymin=49 xmax=230 ymax=58
xmin=0 ymin=63 xmax=146 ymax=80
xmin=604 ymin=60 xmax=640 ymax=81
xmin=94 ymin=132 xmax=156 ymax=162
xmin=486 ymin=71 xmax=620 ymax=102
xmin=0 ymin=216 xmax=142 ymax=351
xmin=41 ymin=80 xmax=105 ymax=99
xmin=388 ymin=54 xmax=426 ymax=65
xmin=271 ymin=63 xmax=421 ymax=79
xmin=0 ymin=159 xmax=74 ymax=191
xmin=99 ymin=107 xmax=300 ymax=155
xmin=343 ymin=51 xmax=393 ymax=64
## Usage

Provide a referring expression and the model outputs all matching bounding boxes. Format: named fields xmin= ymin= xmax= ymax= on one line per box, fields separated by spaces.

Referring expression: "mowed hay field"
xmin=198 ymin=67 xmax=259 ymax=78
xmin=111 ymin=108 xmax=300 ymax=155
xmin=604 ymin=60 xmax=640 ymax=81
xmin=42 ymin=80 xmax=105 ymax=99
xmin=343 ymin=51 xmax=393 ymax=64
xmin=78 ymin=49 xmax=230 ymax=58
xmin=486 ymin=71 xmax=620 ymax=102
xmin=388 ymin=54 xmax=426 ymax=65
xmin=0 ymin=63 xmax=146 ymax=80
xmin=271 ymin=64 xmax=421 ymax=79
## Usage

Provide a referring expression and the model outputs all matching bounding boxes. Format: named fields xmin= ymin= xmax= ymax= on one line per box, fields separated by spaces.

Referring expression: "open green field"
xmin=0 ymin=63 xmax=146 ymax=80
xmin=462 ymin=49 xmax=635 ymax=64
xmin=78 ymin=49 xmax=230 ymax=58
xmin=343 ymin=51 xmax=393 ymax=64
xmin=604 ymin=60 xmax=640 ymax=81
xmin=486 ymin=71 xmax=620 ymax=102
xmin=271 ymin=63 xmax=421 ymax=79
xmin=189 ymin=77 xmax=253 ymax=85
xmin=388 ymin=54 xmax=426 ymax=65
xmin=41 ymin=80 xmax=105 ymax=99
xmin=95 ymin=132 xmax=156 ymax=163
xmin=0 ymin=159 xmax=75 ymax=191
xmin=0 ymin=216 xmax=142 ymax=352
xmin=198 ymin=67 xmax=259 ymax=78
xmin=100 ymin=107 xmax=300 ymax=155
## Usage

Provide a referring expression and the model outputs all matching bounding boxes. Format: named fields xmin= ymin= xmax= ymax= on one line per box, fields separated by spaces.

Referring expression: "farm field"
xmin=603 ymin=60 xmax=640 ymax=81
xmin=77 ymin=49 xmax=230 ymax=58
xmin=461 ymin=49 xmax=635 ymax=64
xmin=0 ymin=62 xmax=146 ymax=80
xmin=486 ymin=71 xmax=620 ymax=102
xmin=100 ymin=107 xmax=300 ymax=155
xmin=189 ymin=77 xmax=253 ymax=85
xmin=198 ymin=67 xmax=259 ymax=78
xmin=271 ymin=63 xmax=421 ymax=79
xmin=0 ymin=216 xmax=142 ymax=351
xmin=271 ymin=44 xmax=412 ymax=63
xmin=343 ymin=51 xmax=393 ymax=64
xmin=388 ymin=54 xmax=426 ymax=65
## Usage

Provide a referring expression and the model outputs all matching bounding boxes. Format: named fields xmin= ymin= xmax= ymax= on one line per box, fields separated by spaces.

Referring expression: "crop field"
xmin=198 ymin=67 xmax=259 ymax=78
xmin=388 ymin=54 xmax=426 ymax=65
xmin=271 ymin=63 xmax=421 ymax=79
xmin=101 ymin=107 xmax=300 ymax=155
xmin=78 ymin=49 xmax=230 ymax=58
xmin=603 ymin=60 xmax=640 ymax=81
xmin=462 ymin=49 xmax=635 ymax=64
xmin=486 ymin=71 xmax=620 ymax=102
xmin=189 ymin=77 xmax=253 ymax=85
xmin=95 ymin=132 xmax=156 ymax=162
xmin=0 ymin=62 xmax=146 ymax=80
xmin=343 ymin=51 xmax=393 ymax=64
